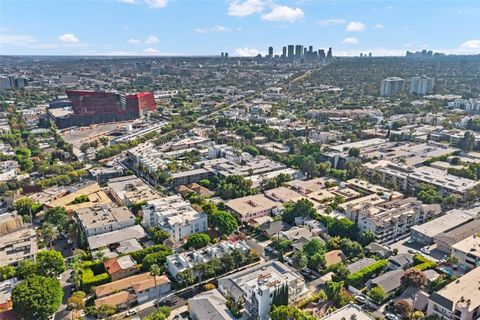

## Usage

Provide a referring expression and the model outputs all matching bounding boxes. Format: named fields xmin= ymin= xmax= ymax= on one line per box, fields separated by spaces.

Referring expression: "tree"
xmin=270 ymin=305 xmax=316 ymax=320
xmin=210 ymin=210 xmax=239 ymax=235
xmin=446 ymin=255 xmax=459 ymax=266
xmin=401 ymin=268 xmax=427 ymax=289
xmin=368 ymin=286 xmax=386 ymax=304
xmin=36 ymin=250 xmax=66 ymax=277
xmin=67 ymin=291 xmax=86 ymax=319
xmin=218 ymin=175 xmax=255 ymax=200
xmin=243 ymin=145 xmax=259 ymax=156
xmin=458 ymin=131 xmax=476 ymax=152
xmin=177 ymin=269 xmax=195 ymax=287
xmin=96 ymin=304 xmax=116 ymax=318
xmin=184 ymin=233 xmax=210 ymax=249
xmin=0 ymin=265 xmax=15 ymax=280
xmin=325 ymin=281 xmax=352 ymax=307
xmin=291 ymin=250 xmax=307 ymax=269
xmin=282 ymin=199 xmax=317 ymax=224
xmin=303 ymin=238 xmax=326 ymax=270
xmin=394 ymin=299 xmax=413 ymax=318
xmin=44 ymin=207 xmax=68 ymax=230
xmin=12 ymin=276 xmax=63 ymax=320
xmin=271 ymin=284 xmax=289 ymax=307
xmin=14 ymin=198 xmax=42 ymax=218
xmin=144 ymin=306 xmax=171 ymax=320
xmin=38 ymin=222 xmax=59 ymax=249
xmin=299 ymin=156 xmax=319 ymax=178
xmin=360 ymin=230 xmax=376 ymax=246
xmin=16 ymin=259 xmax=38 ymax=279
xmin=150 ymin=265 xmax=162 ymax=309
xmin=348 ymin=147 xmax=360 ymax=158
xmin=153 ymin=229 xmax=170 ymax=244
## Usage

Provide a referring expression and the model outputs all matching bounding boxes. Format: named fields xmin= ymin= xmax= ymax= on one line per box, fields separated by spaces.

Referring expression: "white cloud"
xmin=145 ymin=0 xmax=168 ymax=8
xmin=346 ymin=21 xmax=366 ymax=32
xmin=342 ymin=37 xmax=359 ymax=44
xmin=234 ymin=47 xmax=266 ymax=57
xmin=143 ymin=48 xmax=160 ymax=54
xmin=0 ymin=34 xmax=37 ymax=45
xmin=57 ymin=33 xmax=79 ymax=43
xmin=128 ymin=38 xmax=140 ymax=44
xmin=460 ymin=39 xmax=480 ymax=49
xmin=317 ymin=19 xmax=346 ymax=26
xmin=145 ymin=36 xmax=159 ymax=44
xmin=385 ymin=5 xmax=392 ymax=10
xmin=118 ymin=0 xmax=136 ymax=3
xmin=228 ymin=0 xmax=265 ymax=17
xmin=194 ymin=25 xmax=231 ymax=33
xmin=374 ymin=23 xmax=384 ymax=29
xmin=261 ymin=5 xmax=304 ymax=23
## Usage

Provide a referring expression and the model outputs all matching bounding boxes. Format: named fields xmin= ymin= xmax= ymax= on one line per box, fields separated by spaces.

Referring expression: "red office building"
xmin=51 ymin=90 xmax=156 ymax=128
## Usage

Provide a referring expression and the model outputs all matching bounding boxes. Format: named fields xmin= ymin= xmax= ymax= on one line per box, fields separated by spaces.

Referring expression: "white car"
xmin=420 ymin=247 xmax=430 ymax=254
xmin=385 ymin=313 xmax=400 ymax=320
xmin=126 ymin=308 xmax=137 ymax=316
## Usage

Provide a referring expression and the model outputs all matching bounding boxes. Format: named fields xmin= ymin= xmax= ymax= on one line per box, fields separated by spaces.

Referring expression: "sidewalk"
xmin=167 ymin=305 xmax=187 ymax=320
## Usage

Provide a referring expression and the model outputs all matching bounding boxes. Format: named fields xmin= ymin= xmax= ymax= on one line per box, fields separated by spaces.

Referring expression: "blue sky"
xmin=0 ymin=0 xmax=479 ymax=56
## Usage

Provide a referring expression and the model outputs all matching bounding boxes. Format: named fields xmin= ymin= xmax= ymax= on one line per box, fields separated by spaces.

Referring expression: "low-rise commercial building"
xmin=107 ymin=175 xmax=161 ymax=205
xmin=435 ymin=219 xmax=480 ymax=254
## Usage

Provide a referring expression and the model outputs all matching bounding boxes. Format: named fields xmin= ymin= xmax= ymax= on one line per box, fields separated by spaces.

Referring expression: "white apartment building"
xmin=218 ymin=261 xmax=306 ymax=320
xmin=165 ymin=240 xmax=250 ymax=278
xmin=75 ymin=205 xmax=136 ymax=237
xmin=410 ymin=76 xmax=435 ymax=95
xmin=427 ymin=266 xmax=480 ymax=320
xmin=364 ymin=160 xmax=480 ymax=199
xmin=380 ymin=77 xmax=405 ymax=97
xmin=451 ymin=234 xmax=480 ymax=273
xmin=346 ymin=198 xmax=441 ymax=244
xmin=142 ymin=195 xmax=208 ymax=241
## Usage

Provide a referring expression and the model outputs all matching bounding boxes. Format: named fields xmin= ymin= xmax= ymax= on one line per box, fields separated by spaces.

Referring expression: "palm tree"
xmin=39 ymin=222 xmax=58 ymax=249
xmin=150 ymin=265 xmax=162 ymax=309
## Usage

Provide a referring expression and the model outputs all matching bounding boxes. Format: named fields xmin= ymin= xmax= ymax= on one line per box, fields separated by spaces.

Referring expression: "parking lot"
xmin=389 ymin=236 xmax=445 ymax=262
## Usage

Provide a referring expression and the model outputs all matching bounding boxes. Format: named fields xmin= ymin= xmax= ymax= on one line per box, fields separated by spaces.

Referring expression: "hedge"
xmin=130 ymin=244 xmax=172 ymax=264
xmin=80 ymin=261 xmax=110 ymax=292
xmin=347 ymin=259 xmax=388 ymax=288
xmin=414 ymin=254 xmax=437 ymax=271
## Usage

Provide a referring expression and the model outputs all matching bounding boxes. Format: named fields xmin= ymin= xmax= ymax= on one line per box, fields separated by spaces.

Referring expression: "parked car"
xmin=302 ymin=267 xmax=312 ymax=274
xmin=420 ymin=247 xmax=430 ymax=254
xmin=126 ymin=308 xmax=137 ymax=316
xmin=385 ymin=313 xmax=400 ymax=320
xmin=407 ymin=238 xmax=415 ymax=244
xmin=408 ymin=249 xmax=418 ymax=254
xmin=354 ymin=295 xmax=366 ymax=304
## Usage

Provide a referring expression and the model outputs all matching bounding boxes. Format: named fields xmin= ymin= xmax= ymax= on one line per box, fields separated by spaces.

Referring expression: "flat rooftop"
xmin=411 ymin=209 xmax=476 ymax=238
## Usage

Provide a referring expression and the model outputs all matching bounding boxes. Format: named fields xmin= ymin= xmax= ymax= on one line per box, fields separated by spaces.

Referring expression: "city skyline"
xmin=0 ymin=0 xmax=479 ymax=56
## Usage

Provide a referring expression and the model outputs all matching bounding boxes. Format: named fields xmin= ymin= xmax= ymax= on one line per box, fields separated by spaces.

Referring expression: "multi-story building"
xmin=218 ymin=261 xmax=306 ymax=320
xmin=226 ymin=194 xmax=280 ymax=222
xmin=165 ymin=240 xmax=250 ymax=278
xmin=51 ymin=90 xmax=156 ymax=128
xmin=107 ymin=175 xmax=161 ymax=206
xmin=451 ymin=235 xmax=480 ymax=272
xmin=380 ymin=77 xmax=405 ymax=97
xmin=0 ymin=213 xmax=37 ymax=267
xmin=363 ymin=160 xmax=480 ymax=200
xmin=427 ymin=266 xmax=480 ymax=320
xmin=75 ymin=205 xmax=136 ymax=237
xmin=410 ymin=209 xmax=478 ymax=245
xmin=346 ymin=197 xmax=441 ymax=244
xmin=410 ymin=76 xmax=435 ymax=95
xmin=142 ymin=195 xmax=208 ymax=241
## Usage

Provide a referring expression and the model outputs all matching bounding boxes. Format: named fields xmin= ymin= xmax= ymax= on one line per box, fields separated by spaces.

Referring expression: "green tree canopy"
xmin=12 ymin=276 xmax=63 ymax=320
xmin=184 ymin=233 xmax=211 ymax=249
xmin=36 ymin=250 xmax=66 ymax=277
xmin=282 ymin=199 xmax=317 ymax=224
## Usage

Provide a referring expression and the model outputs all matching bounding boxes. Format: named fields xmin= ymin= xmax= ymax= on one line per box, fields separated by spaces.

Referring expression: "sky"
xmin=0 ymin=0 xmax=479 ymax=57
